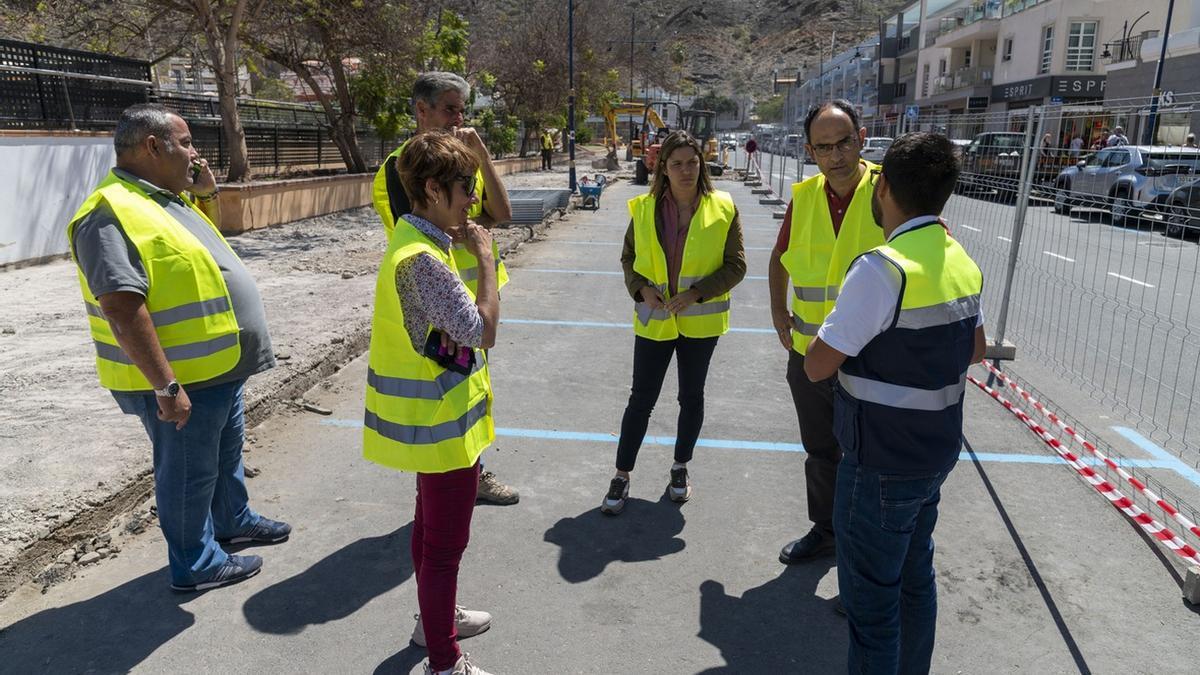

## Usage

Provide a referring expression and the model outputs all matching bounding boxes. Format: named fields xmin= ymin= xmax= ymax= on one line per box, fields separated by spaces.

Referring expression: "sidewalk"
xmin=0 ymin=162 xmax=597 ymax=600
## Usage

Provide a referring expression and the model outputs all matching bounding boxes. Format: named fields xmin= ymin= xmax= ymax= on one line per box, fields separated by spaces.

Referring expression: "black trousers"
xmin=786 ymin=350 xmax=842 ymax=536
xmin=541 ymin=149 xmax=552 ymax=169
xmin=615 ymin=334 xmax=720 ymax=472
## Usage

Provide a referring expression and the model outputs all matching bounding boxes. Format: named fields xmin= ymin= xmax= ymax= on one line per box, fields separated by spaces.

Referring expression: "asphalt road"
xmin=2 ymin=177 xmax=1199 ymax=673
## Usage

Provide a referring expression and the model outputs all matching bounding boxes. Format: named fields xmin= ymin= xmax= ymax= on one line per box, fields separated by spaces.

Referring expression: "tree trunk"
xmin=194 ymin=0 xmax=252 ymax=181
xmin=326 ymin=48 xmax=367 ymax=172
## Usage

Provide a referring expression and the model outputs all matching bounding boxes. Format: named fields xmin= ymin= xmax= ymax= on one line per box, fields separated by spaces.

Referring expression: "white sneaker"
xmin=411 ymin=606 xmax=492 ymax=647
xmin=600 ymin=476 xmax=629 ymax=515
xmin=423 ymin=652 xmax=494 ymax=675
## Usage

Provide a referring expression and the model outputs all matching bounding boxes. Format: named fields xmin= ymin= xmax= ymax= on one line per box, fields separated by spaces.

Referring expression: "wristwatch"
xmin=154 ymin=380 xmax=181 ymax=398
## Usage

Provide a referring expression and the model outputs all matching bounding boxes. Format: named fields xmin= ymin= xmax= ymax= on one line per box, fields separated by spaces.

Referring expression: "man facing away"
xmin=804 ymin=132 xmax=986 ymax=673
xmin=67 ymin=104 xmax=290 ymax=592
xmin=372 ymin=71 xmax=519 ymax=505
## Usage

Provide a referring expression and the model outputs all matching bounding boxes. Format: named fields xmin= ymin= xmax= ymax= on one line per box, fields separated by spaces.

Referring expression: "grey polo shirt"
xmin=71 ymin=168 xmax=275 ymax=392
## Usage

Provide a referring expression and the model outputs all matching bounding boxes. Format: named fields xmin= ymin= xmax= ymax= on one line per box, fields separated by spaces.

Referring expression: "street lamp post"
xmin=568 ymin=0 xmax=577 ymax=192
xmin=1144 ymin=0 xmax=1177 ymax=145
xmin=606 ymin=18 xmax=657 ymax=161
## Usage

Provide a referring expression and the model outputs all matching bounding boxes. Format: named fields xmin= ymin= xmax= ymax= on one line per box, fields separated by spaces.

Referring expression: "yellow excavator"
xmin=602 ymin=100 xmax=724 ymax=184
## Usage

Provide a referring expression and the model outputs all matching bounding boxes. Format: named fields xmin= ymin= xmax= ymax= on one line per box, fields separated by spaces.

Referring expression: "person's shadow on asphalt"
xmin=542 ymin=491 xmax=686 ymax=583
xmin=242 ymin=524 xmax=414 ymax=635
xmin=0 ymin=567 xmax=196 ymax=672
xmin=696 ymin=560 xmax=847 ymax=672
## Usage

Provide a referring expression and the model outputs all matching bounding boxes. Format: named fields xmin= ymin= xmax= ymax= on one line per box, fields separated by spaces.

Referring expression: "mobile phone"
xmin=191 ymin=161 xmax=202 ymax=182
xmin=423 ymin=330 xmax=476 ymax=376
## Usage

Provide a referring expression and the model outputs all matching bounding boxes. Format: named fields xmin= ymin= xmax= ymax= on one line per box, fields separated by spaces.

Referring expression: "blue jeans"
xmin=833 ymin=457 xmax=950 ymax=675
xmin=114 ymin=379 xmax=260 ymax=586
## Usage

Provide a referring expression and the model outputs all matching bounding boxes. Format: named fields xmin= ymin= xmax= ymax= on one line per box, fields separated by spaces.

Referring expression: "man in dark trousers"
xmin=804 ymin=132 xmax=986 ymax=673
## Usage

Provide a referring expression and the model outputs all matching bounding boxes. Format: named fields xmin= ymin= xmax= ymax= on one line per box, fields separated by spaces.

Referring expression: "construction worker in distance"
xmin=540 ymin=127 xmax=555 ymax=171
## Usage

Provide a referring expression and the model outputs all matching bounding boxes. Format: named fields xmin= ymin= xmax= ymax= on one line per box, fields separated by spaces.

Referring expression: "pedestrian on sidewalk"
xmin=66 ymin=104 xmax=290 ymax=593
xmin=769 ymin=100 xmax=885 ymax=565
xmin=540 ymin=128 xmax=555 ymax=170
xmin=745 ymin=136 xmax=760 ymax=177
xmin=372 ymin=71 xmax=519 ymax=506
xmin=363 ymin=130 xmax=501 ymax=675
xmin=600 ymin=130 xmax=747 ymax=515
xmin=803 ymin=132 xmax=986 ymax=673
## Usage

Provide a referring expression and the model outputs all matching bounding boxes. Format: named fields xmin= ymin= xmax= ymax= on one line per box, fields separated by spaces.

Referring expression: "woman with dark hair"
xmin=601 ymin=130 xmax=747 ymax=515
xmin=362 ymin=129 xmax=499 ymax=675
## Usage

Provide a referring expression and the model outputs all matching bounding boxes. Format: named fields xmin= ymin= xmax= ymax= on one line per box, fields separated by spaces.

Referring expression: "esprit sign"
xmin=991 ymin=75 xmax=1107 ymax=103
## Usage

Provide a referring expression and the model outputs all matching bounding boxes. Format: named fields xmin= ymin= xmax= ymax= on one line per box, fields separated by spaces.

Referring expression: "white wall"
xmin=0 ymin=136 xmax=115 ymax=266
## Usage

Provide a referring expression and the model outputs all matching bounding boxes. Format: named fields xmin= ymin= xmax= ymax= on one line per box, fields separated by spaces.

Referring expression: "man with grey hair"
xmin=67 ymin=103 xmax=289 ymax=592
xmin=372 ymin=72 xmax=520 ymax=508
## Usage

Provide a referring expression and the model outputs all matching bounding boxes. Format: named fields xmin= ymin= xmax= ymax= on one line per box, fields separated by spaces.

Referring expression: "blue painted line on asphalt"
xmin=518 ymin=268 xmax=768 ymax=280
xmin=500 ymin=318 xmax=776 ymax=334
xmin=317 ymin=419 xmax=1185 ymax=471
xmin=1111 ymin=426 xmax=1200 ymax=487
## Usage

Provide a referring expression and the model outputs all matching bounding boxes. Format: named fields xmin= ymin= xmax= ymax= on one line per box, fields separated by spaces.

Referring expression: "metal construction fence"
xmin=725 ymin=94 xmax=1200 ymax=472
xmin=903 ymin=94 xmax=1200 ymax=470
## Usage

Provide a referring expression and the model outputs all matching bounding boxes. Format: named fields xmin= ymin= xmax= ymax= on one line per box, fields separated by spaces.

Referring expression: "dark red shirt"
xmin=774 ymin=179 xmax=858 ymax=252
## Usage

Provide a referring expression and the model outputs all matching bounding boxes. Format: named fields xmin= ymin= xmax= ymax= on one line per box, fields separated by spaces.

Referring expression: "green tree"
xmin=754 ymin=94 xmax=785 ymax=123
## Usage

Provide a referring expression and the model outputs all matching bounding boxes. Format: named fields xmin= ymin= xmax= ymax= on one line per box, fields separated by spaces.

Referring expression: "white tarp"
xmin=0 ymin=135 xmax=115 ymax=266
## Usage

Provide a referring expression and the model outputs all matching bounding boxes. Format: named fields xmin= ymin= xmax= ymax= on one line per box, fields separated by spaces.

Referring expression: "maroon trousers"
xmin=414 ymin=462 xmax=480 ymax=671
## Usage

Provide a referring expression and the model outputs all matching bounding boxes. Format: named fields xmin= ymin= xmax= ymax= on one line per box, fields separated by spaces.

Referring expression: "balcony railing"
xmin=932 ymin=1 xmax=1002 ymax=44
xmin=930 ymin=66 xmax=993 ymax=96
xmin=1102 ymin=31 xmax=1158 ymax=64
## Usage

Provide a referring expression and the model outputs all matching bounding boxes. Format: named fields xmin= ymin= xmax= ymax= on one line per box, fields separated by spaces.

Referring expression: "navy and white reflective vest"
xmin=833 ymin=220 xmax=983 ymax=473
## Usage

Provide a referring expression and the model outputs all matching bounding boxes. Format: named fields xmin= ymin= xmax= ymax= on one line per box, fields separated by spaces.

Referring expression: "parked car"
xmin=860 ymin=137 xmax=893 ymax=163
xmin=719 ymin=133 xmax=738 ymax=149
xmin=1051 ymin=146 xmax=1200 ymax=227
xmin=1164 ymin=176 xmax=1200 ymax=238
xmin=783 ymin=134 xmax=801 ymax=157
xmin=949 ymin=138 xmax=971 ymax=159
xmin=958 ymin=131 xmax=1071 ymax=201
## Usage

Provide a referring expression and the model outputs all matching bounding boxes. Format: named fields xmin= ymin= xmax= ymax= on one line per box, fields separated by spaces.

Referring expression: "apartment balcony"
xmin=898 ymin=27 xmax=921 ymax=55
xmin=930 ymin=66 xmax=993 ymax=96
xmin=933 ymin=3 xmax=1001 ymax=49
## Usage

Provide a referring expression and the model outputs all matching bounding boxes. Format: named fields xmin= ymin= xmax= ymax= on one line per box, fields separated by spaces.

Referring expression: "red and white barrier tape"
xmin=979 ymin=360 xmax=1200 ymax=542
xmin=967 ymin=373 xmax=1200 ymax=566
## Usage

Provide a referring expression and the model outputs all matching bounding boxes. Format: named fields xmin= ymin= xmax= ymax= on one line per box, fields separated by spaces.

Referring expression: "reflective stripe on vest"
xmin=362 ymin=217 xmax=494 ymax=474
xmin=838 ymin=371 xmax=967 ymax=411
xmin=373 ymin=141 xmax=508 ymax=292
xmin=895 ymin=294 xmax=981 ymax=330
xmin=791 ymin=314 xmax=821 ymax=336
xmin=67 ymin=171 xmax=241 ymax=391
xmin=779 ymin=162 xmax=883 ymax=355
xmin=365 ymin=397 xmax=489 ymax=446
xmin=628 ymin=190 xmax=736 ymax=340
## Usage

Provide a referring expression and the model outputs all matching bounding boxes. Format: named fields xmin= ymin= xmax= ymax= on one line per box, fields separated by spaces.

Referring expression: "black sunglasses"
xmin=454 ymin=174 xmax=478 ymax=196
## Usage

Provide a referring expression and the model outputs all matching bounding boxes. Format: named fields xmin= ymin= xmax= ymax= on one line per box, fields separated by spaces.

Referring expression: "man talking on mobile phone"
xmin=66 ymin=104 xmax=289 ymax=592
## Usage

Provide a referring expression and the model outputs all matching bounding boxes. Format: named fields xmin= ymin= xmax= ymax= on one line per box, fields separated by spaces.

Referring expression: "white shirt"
xmin=817 ymin=216 xmax=985 ymax=358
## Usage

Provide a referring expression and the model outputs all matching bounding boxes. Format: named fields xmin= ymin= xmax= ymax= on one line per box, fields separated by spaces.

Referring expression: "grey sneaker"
xmin=600 ymin=476 xmax=629 ymax=515
xmin=170 ymin=554 xmax=262 ymax=592
xmin=668 ymin=466 xmax=692 ymax=502
xmin=477 ymin=471 xmax=519 ymax=505
xmin=411 ymin=605 xmax=493 ymax=647
xmin=217 ymin=516 xmax=291 ymax=545
xmin=423 ymin=652 xmax=493 ymax=675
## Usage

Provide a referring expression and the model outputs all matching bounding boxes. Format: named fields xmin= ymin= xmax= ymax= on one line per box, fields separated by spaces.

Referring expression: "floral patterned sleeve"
xmin=395 ymin=252 xmax=485 ymax=352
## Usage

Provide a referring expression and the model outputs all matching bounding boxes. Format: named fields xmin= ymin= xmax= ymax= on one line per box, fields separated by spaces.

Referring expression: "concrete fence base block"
xmin=984 ymin=339 xmax=1017 ymax=361
xmin=772 ymin=210 xmax=787 ymax=220
xmin=1184 ymin=567 xmax=1200 ymax=605
xmin=751 ymin=188 xmax=771 ymax=195
xmin=759 ymin=198 xmax=785 ymax=206
xmin=744 ymin=181 xmax=762 ymax=187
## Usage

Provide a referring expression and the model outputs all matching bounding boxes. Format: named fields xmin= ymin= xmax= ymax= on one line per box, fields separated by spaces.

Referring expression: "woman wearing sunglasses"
xmin=601 ymin=130 xmax=747 ymax=514
xmin=362 ymin=129 xmax=499 ymax=675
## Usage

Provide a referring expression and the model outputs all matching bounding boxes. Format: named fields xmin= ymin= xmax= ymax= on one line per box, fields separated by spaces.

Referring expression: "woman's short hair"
xmin=395 ymin=130 xmax=480 ymax=209
xmin=650 ymin=130 xmax=714 ymax=199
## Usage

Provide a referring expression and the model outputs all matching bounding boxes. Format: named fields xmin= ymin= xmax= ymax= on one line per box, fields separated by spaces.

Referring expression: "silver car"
xmin=861 ymin=137 xmax=893 ymax=163
xmin=1052 ymin=145 xmax=1200 ymax=227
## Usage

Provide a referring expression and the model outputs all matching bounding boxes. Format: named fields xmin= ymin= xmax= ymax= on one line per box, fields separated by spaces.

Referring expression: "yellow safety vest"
xmin=372 ymin=141 xmax=509 ymax=295
xmin=541 ymin=133 xmax=554 ymax=150
xmin=779 ymin=162 xmax=884 ymax=354
xmin=66 ymin=171 xmax=241 ymax=391
xmin=629 ymin=190 xmax=736 ymax=340
xmin=362 ymin=218 xmax=494 ymax=473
